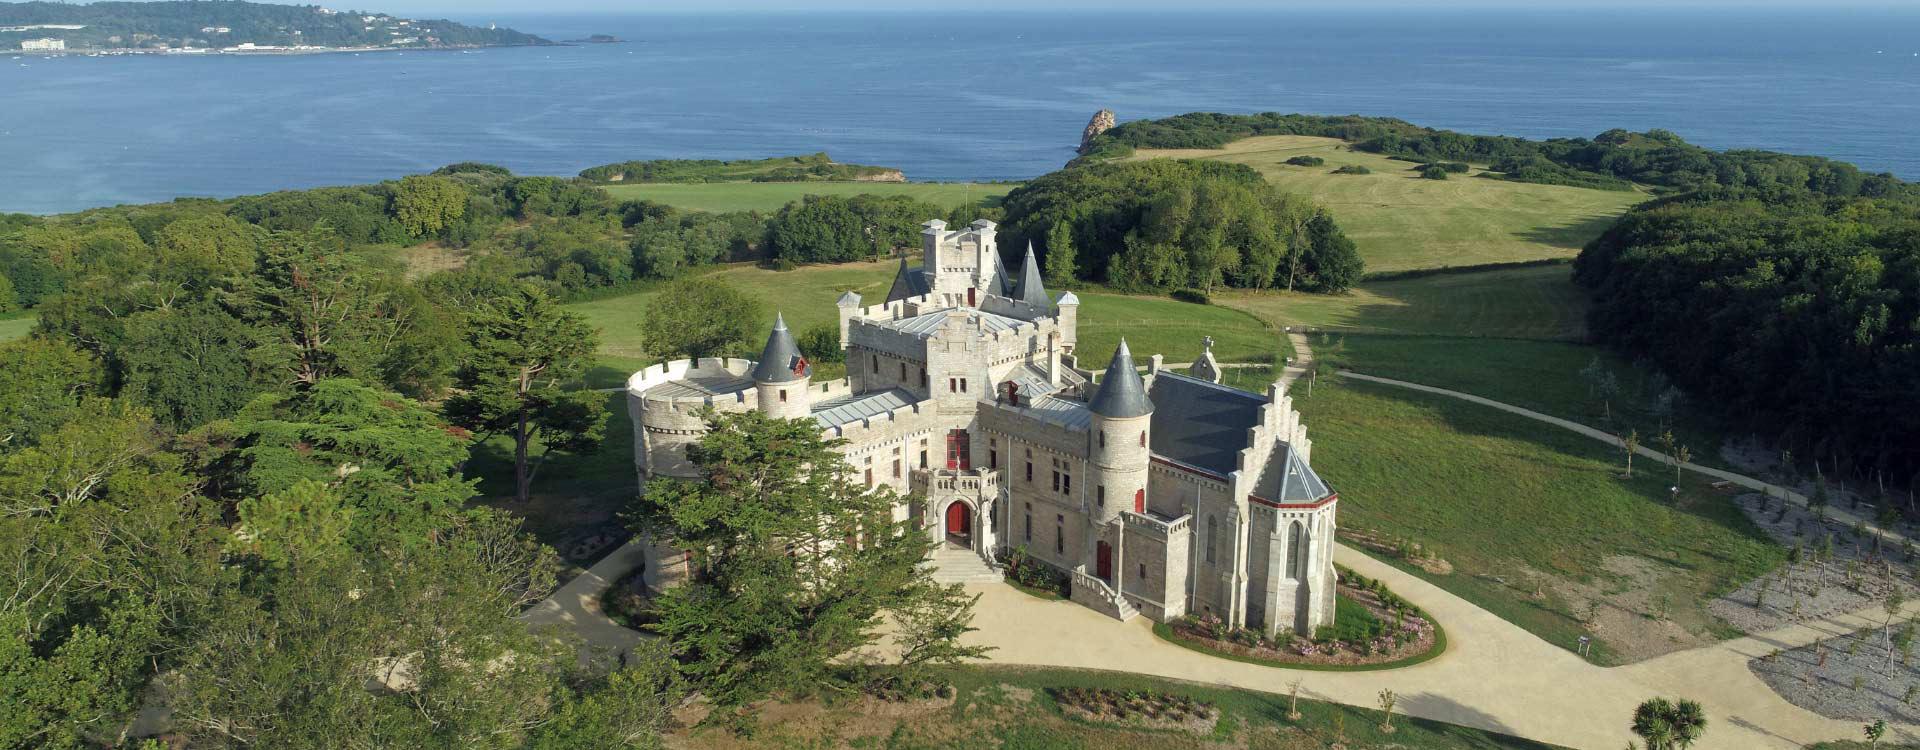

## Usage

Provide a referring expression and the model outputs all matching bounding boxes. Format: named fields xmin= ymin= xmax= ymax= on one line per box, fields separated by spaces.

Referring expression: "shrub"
xmin=1170 ymin=288 xmax=1211 ymax=305
xmin=1284 ymin=155 xmax=1325 ymax=167
xmin=796 ymin=323 xmax=845 ymax=364
xmin=1419 ymin=165 xmax=1450 ymax=180
xmin=1332 ymin=164 xmax=1371 ymax=175
xmin=1417 ymin=161 xmax=1469 ymax=173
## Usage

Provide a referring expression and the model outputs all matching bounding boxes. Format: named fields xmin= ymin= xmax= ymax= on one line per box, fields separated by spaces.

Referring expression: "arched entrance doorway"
xmin=944 ymin=501 xmax=972 ymax=548
xmin=1096 ymin=540 xmax=1113 ymax=581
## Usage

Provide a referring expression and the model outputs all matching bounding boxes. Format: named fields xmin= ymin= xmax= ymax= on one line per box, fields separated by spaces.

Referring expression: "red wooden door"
xmin=945 ymin=501 xmax=970 ymax=539
xmin=1134 ymin=489 xmax=1145 ymax=514
xmin=967 ymin=287 xmax=977 ymax=307
xmin=945 ymin=429 xmax=971 ymax=470
xmin=1096 ymin=541 xmax=1112 ymax=581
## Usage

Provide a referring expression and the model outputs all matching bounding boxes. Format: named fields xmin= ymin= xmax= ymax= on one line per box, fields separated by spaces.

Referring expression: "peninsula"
xmin=0 ymin=0 xmax=549 ymax=54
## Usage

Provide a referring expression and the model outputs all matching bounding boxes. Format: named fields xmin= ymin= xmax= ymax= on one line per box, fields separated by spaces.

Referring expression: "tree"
xmin=1377 ymin=688 xmax=1398 ymax=733
xmin=0 ymin=337 xmax=104 ymax=451
xmin=173 ymin=491 xmax=567 ymax=750
xmin=1623 ymin=429 xmax=1640 ymax=479
xmin=1886 ymin=589 xmax=1908 ymax=674
xmin=640 ymin=277 xmax=762 ymax=360
xmin=1301 ymin=210 xmax=1363 ymax=292
xmin=626 ymin=409 xmax=984 ymax=724
xmin=0 ymin=399 xmax=224 ymax=749
xmin=117 ymin=302 xmax=265 ymax=429
xmin=795 ymin=323 xmax=845 ymax=364
xmin=391 ymin=174 xmax=469 ymax=239
xmin=216 ymin=379 xmax=478 ymax=545
xmin=1673 ymin=445 xmax=1692 ymax=488
xmin=1631 ymin=697 xmax=1707 ymax=750
xmin=445 ymin=284 xmax=605 ymax=504
xmin=0 ymin=271 xmax=15 ymax=313
xmin=1043 ymin=220 xmax=1077 ymax=288
xmin=1866 ymin=718 xmax=1887 ymax=748
xmin=527 ymin=644 xmax=683 ymax=750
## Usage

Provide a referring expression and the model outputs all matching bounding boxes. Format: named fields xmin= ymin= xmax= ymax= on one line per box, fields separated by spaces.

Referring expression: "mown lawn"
xmin=1219 ymin=264 xmax=1589 ymax=341
xmin=0 ymin=312 xmax=35 ymax=342
xmin=598 ymin=181 xmax=1015 ymax=213
xmin=673 ymin=665 xmax=1566 ymax=749
xmin=1281 ymin=377 xmax=1783 ymax=664
xmin=1073 ymin=291 xmax=1287 ymax=368
xmin=1129 ymin=135 xmax=1646 ymax=273
xmin=1310 ymin=333 xmax=1737 ymax=471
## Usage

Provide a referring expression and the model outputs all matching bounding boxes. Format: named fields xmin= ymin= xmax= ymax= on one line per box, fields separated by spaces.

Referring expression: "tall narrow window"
xmin=1287 ymin=521 xmax=1305 ymax=579
xmin=871 ymin=355 xmax=878 ymax=371
xmin=1097 ymin=486 xmax=1106 ymax=509
xmin=893 ymin=458 xmax=901 ymax=478
xmin=1054 ymin=524 xmax=1063 ymax=554
xmin=1205 ymin=515 xmax=1218 ymax=564
xmin=1139 ymin=563 xmax=1147 ymax=580
xmin=949 ymin=378 xmax=957 ymax=393
xmin=1099 ymin=431 xmax=1106 ymax=449
xmin=1024 ymin=512 xmax=1032 ymax=542
xmin=899 ymin=362 xmax=906 ymax=380
xmin=778 ymin=390 xmax=787 ymax=403
xmin=989 ymin=448 xmax=998 ymax=469
xmin=1062 ymin=472 xmax=1072 ymax=493
xmin=864 ymin=468 xmax=873 ymax=487
xmin=1025 ymin=462 xmax=1033 ymax=482
xmin=1051 ymin=471 xmax=1060 ymax=493
xmin=945 ymin=430 xmax=970 ymax=470
xmin=1139 ymin=431 xmax=1146 ymax=447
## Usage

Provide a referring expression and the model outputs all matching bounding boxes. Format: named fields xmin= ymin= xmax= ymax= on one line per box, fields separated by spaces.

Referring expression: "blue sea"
xmin=3 ymin=8 xmax=1918 ymax=215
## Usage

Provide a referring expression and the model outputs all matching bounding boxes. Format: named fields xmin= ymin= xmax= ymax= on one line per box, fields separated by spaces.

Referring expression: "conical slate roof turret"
xmin=1088 ymin=339 xmax=1153 ymax=418
xmin=1013 ymin=241 xmax=1049 ymax=307
xmin=752 ymin=313 xmax=809 ymax=383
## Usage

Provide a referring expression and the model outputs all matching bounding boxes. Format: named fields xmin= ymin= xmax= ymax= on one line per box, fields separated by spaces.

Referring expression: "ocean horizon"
xmin=3 ymin=8 xmax=1918 ymax=214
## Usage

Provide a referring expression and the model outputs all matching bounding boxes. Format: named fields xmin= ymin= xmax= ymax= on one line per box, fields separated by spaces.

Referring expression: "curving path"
xmin=522 ymin=331 xmax=1902 ymax=748
xmin=1331 ymin=369 xmax=1905 ymax=547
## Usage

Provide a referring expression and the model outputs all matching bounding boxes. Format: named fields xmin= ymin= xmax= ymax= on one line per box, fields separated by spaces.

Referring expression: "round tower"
xmin=1087 ymin=339 xmax=1153 ymax=524
xmin=753 ymin=313 xmax=812 ymax=419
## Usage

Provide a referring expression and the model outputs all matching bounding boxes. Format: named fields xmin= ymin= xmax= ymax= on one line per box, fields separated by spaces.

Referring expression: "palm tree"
xmin=1632 ymin=698 xmax=1675 ymax=749
xmin=1669 ymin=699 xmax=1707 ymax=749
xmin=1632 ymin=697 xmax=1707 ymax=750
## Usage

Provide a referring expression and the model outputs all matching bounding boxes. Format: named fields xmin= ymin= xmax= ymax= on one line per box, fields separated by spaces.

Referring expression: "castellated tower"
xmin=752 ymin=313 xmax=812 ymax=419
xmin=1087 ymin=339 xmax=1153 ymax=525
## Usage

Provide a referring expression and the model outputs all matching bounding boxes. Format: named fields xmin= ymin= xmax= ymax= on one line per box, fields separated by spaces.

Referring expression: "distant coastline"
xmin=8 ymin=42 xmax=549 ymax=58
xmin=2 ymin=0 xmax=551 ymax=55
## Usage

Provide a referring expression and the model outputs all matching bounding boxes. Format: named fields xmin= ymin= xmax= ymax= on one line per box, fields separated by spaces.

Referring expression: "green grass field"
xmin=1309 ymin=332 xmax=1736 ymax=471
xmin=598 ymin=181 xmax=1016 ymax=213
xmin=0 ymin=312 xmax=34 ymax=343
xmin=1130 ymin=135 xmax=1646 ymax=273
xmin=1219 ymin=264 xmax=1589 ymax=341
xmin=1285 ymin=376 xmax=1783 ymax=664
xmin=676 ymin=665 xmax=1564 ymax=749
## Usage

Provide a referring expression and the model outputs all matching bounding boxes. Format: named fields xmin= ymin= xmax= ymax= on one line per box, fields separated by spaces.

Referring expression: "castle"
xmin=626 ymin=219 xmax=1339 ymax=636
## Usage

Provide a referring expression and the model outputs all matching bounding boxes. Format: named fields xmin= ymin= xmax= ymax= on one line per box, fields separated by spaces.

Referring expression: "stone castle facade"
xmin=627 ymin=219 xmax=1339 ymax=636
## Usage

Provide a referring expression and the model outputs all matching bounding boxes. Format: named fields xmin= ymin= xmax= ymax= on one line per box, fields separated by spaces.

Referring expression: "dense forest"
xmin=0 ymin=157 xmax=995 ymax=745
xmin=578 ymin=153 xmax=903 ymax=184
xmin=1575 ymin=187 xmax=1920 ymax=481
xmin=1079 ymin=111 xmax=1911 ymax=198
xmin=0 ymin=0 xmax=548 ymax=50
xmin=1000 ymin=159 xmax=1363 ymax=294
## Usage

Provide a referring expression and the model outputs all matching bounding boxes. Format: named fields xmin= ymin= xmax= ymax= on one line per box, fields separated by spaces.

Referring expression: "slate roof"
xmin=1011 ymin=394 xmax=1094 ymax=430
xmin=1088 ymin=339 xmax=1153 ymax=418
xmin=885 ymin=256 xmax=932 ymax=303
xmin=641 ymin=370 xmax=754 ymax=400
xmin=1002 ymin=363 xmax=1061 ymax=399
xmin=1252 ymin=444 xmax=1334 ymax=504
xmin=1146 ymin=371 xmax=1265 ymax=477
xmin=751 ymin=313 xmax=809 ymax=383
xmin=812 ymin=388 xmax=916 ymax=428
xmin=879 ymin=308 xmax=1026 ymax=339
xmin=1012 ymin=242 xmax=1049 ymax=307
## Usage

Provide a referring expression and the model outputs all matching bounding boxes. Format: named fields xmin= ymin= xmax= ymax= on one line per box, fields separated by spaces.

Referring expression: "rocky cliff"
xmin=1078 ymin=109 xmax=1116 ymax=154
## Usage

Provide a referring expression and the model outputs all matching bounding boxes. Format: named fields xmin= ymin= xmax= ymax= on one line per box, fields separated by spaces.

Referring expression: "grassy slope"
xmin=1128 ymin=135 xmax=1645 ymax=273
xmin=1286 ymin=376 xmax=1783 ymax=664
xmin=677 ymin=665 xmax=1566 ymax=749
xmin=1219 ymin=264 xmax=1589 ymax=341
xmin=1309 ymin=332 xmax=1736 ymax=471
xmin=598 ymin=181 xmax=1015 ymax=213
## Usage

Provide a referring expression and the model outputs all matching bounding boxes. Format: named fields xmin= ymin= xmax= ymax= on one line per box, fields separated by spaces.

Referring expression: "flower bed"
xmin=1050 ymin=686 xmax=1219 ymax=734
xmin=1156 ymin=567 xmax=1445 ymax=671
xmin=998 ymin=546 xmax=1069 ymax=600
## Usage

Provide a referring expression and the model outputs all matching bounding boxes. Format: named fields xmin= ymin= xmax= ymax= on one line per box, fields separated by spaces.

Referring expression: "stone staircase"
xmin=926 ymin=546 xmax=1003 ymax=584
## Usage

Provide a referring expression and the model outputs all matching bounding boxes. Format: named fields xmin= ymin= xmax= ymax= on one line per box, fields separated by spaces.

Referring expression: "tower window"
xmin=1097 ymin=486 xmax=1105 ymax=508
xmin=1025 ymin=462 xmax=1033 ymax=483
xmin=1051 ymin=471 xmax=1060 ymax=493
xmin=778 ymin=390 xmax=787 ymax=403
xmin=1139 ymin=431 xmax=1146 ymax=447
